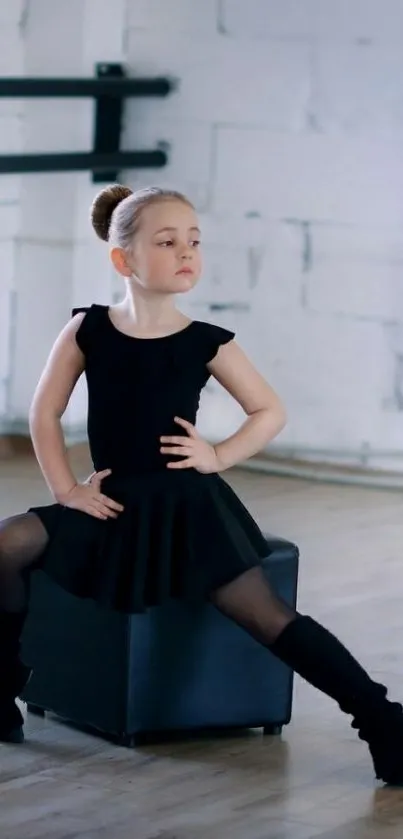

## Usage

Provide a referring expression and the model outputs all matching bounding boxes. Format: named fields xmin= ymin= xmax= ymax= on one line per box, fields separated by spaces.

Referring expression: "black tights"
xmin=0 ymin=513 xmax=49 ymax=613
xmin=0 ymin=513 xmax=296 ymax=647
xmin=210 ymin=566 xmax=298 ymax=646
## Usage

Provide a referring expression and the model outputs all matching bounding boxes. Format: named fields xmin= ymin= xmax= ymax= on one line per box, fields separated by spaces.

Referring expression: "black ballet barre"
xmin=0 ymin=63 xmax=174 ymax=182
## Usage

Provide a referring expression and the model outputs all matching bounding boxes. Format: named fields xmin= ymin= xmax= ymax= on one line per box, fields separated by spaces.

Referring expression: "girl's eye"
xmin=157 ymin=239 xmax=201 ymax=248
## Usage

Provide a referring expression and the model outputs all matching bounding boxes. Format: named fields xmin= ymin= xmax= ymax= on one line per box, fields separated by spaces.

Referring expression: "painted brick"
xmin=82 ymin=0 xmax=126 ymax=69
xmin=18 ymin=175 xmax=77 ymax=242
xmin=0 ymin=204 xmax=20 ymax=240
xmin=71 ymin=239 xmax=114 ymax=307
xmin=223 ymin=0 xmax=403 ymax=41
xmin=0 ymin=116 xmax=23 ymax=154
xmin=0 ymin=242 xmax=17 ymax=377
xmin=0 ymin=0 xmax=26 ymax=25
xmin=256 ymin=310 xmax=393 ymax=450
xmin=126 ymin=0 xmax=219 ymax=33
xmin=212 ymin=127 xmax=403 ymax=226
xmin=8 ymin=240 xmax=73 ymax=417
xmin=0 ymin=26 xmax=24 ymax=76
xmin=125 ymin=30 xmax=311 ymax=129
xmin=314 ymin=44 xmax=403 ymax=134
xmin=23 ymin=0 xmax=84 ymax=75
xmin=306 ymin=226 xmax=403 ymax=322
xmin=22 ymin=101 xmax=90 ymax=155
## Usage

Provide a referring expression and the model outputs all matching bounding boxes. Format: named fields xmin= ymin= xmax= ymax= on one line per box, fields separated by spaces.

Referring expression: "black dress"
xmin=28 ymin=304 xmax=268 ymax=613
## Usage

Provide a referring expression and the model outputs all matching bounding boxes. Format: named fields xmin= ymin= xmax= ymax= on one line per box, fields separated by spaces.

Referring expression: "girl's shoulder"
xmin=189 ymin=319 xmax=235 ymax=363
xmin=71 ymin=303 xmax=107 ymax=354
xmin=71 ymin=303 xmax=105 ymax=320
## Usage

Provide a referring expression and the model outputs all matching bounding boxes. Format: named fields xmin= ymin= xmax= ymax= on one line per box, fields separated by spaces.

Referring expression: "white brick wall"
xmin=222 ymin=0 xmax=403 ymax=41
xmin=212 ymin=128 xmax=403 ymax=226
xmin=314 ymin=45 xmax=403 ymax=135
xmin=0 ymin=1 xmax=24 ymax=425
xmin=1 ymin=0 xmax=403 ymax=472
xmin=5 ymin=0 xmax=87 ymax=428
xmin=306 ymin=227 xmax=403 ymax=322
xmin=124 ymin=31 xmax=311 ymax=129
xmin=126 ymin=0 xmax=219 ymax=33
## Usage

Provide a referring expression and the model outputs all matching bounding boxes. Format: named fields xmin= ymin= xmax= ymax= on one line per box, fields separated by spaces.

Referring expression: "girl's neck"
xmin=110 ymin=296 xmax=190 ymax=337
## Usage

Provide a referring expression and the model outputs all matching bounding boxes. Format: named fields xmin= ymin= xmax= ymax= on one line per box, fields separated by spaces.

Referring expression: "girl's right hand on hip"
xmin=62 ymin=469 xmax=124 ymax=520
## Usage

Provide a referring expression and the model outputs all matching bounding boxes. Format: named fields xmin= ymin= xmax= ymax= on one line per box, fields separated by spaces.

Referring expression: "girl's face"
xmin=112 ymin=200 xmax=202 ymax=294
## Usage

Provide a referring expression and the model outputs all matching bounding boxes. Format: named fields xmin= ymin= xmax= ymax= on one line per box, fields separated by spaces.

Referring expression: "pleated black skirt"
xmin=28 ymin=470 xmax=267 ymax=614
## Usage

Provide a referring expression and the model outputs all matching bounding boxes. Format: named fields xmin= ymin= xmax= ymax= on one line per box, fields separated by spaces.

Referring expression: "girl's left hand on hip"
xmin=160 ymin=416 xmax=220 ymax=474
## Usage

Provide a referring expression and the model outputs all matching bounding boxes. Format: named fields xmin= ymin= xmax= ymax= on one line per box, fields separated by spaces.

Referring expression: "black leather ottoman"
xmin=21 ymin=534 xmax=299 ymax=746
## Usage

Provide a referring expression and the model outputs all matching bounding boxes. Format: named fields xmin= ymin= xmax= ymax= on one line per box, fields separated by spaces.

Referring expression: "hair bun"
xmin=90 ymin=184 xmax=133 ymax=242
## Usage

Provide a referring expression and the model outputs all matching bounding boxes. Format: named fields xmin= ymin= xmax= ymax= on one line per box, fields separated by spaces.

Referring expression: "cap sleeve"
xmin=201 ymin=322 xmax=236 ymax=363
xmin=71 ymin=306 xmax=91 ymax=354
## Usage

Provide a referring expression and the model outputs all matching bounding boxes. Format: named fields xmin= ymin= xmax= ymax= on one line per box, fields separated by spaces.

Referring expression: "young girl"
xmin=0 ymin=184 xmax=402 ymax=785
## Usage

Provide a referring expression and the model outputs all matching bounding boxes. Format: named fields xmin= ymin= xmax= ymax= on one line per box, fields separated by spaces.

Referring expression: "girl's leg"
xmin=209 ymin=566 xmax=403 ymax=786
xmin=0 ymin=512 xmax=49 ymax=742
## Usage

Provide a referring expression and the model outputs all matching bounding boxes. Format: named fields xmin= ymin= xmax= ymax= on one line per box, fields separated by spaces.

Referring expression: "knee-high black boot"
xmin=270 ymin=615 xmax=403 ymax=786
xmin=0 ymin=611 xmax=32 ymax=743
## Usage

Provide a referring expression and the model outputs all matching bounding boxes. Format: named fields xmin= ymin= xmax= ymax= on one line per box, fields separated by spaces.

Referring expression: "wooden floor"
xmin=2 ymin=449 xmax=403 ymax=838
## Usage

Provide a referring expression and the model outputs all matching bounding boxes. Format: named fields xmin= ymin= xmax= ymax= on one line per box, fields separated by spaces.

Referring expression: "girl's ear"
xmin=110 ymin=247 xmax=133 ymax=277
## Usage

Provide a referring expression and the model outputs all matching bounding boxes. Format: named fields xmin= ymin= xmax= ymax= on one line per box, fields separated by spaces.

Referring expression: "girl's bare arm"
xmin=29 ymin=314 xmax=86 ymax=502
xmin=207 ymin=340 xmax=287 ymax=470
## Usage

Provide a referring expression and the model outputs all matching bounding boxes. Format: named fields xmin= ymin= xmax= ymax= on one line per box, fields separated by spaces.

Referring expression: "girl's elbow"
xmin=268 ymin=401 xmax=287 ymax=435
xmin=278 ymin=404 xmax=287 ymax=431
